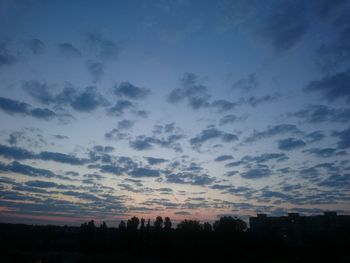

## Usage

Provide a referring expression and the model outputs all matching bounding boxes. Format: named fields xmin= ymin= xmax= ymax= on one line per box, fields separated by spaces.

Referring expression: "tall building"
xmin=249 ymin=212 xmax=350 ymax=245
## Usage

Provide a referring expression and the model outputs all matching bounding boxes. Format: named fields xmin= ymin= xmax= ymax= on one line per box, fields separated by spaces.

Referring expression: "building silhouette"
xmin=249 ymin=212 xmax=350 ymax=245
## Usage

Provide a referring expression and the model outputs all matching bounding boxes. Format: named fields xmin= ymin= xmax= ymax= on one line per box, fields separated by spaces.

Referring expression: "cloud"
xmin=0 ymin=144 xmax=88 ymax=165
xmin=189 ymin=127 xmax=238 ymax=149
xmin=252 ymin=153 xmax=288 ymax=163
xmin=214 ymin=155 xmax=233 ymax=162
xmin=165 ymin=123 xmax=175 ymax=133
xmin=166 ymin=172 xmax=214 ymax=186
xmin=54 ymin=135 xmax=69 ymax=140
xmin=319 ymin=173 xmax=350 ymax=189
xmin=277 ymin=137 xmax=306 ymax=151
xmin=130 ymin=167 xmax=161 ymax=177
xmin=98 ymin=164 xmax=124 ymax=175
xmin=58 ymin=43 xmax=81 ymax=58
xmin=89 ymin=146 xmax=114 ymax=163
xmin=87 ymin=60 xmax=104 ymax=82
xmin=316 ymin=24 xmax=350 ymax=71
xmin=244 ymin=124 xmax=302 ymax=143
xmin=22 ymin=80 xmax=55 ymax=104
xmin=305 ymin=70 xmax=350 ymax=103
xmin=168 ymin=73 xmax=239 ymax=112
xmin=332 ymin=127 xmax=350 ymax=149
xmin=304 ymin=131 xmax=325 ymax=143
xmin=153 ymin=123 xmax=178 ymax=135
xmin=259 ymin=0 xmax=309 ymax=51
xmin=30 ymin=108 xmax=57 ymax=120
xmin=86 ymin=32 xmax=122 ymax=60
xmin=232 ymin=73 xmax=258 ymax=91
xmin=210 ymin=99 xmax=236 ymax=112
xmin=129 ymin=136 xmax=153 ymax=150
xmin=0 ymin=144 xmax=36 ymax=160
xmin=25 ymin=38 xmax=45 ymax=54
xmin=0 ymin=161 xmax=55 ymax=178
xmin=25 ymin=180 xmax=58 ymax=188
xmin=303 ymin=148 xmax=339 ymax=158
xmin=71 ymin=86 xmax=107 ymax=112
xmin=174 ymin=211 xmax=191 ymax=215
xmin=118 ymin=119 xmax=134 ymax=129
xmin=225 ymin=171 xmax=239 ymax=177
xmin=114 ymin=81 xmax=150 ymax=100
xmin=259 ymin=189 xmax=295 ymax=203
xmin=104 ymin=128 xmax=129 ymax=140
xmin=145 ymin=157 xmax=168 ymax=165
xmin=225 ymin=152 xmax=288 ymax=167
xmin=39 ymin=151 xmax=88 ymax=165
xmin=22 ymin=83 xmax=108 ymax=113
xmin=241 ymin=167 xmax=272 ymax=179
xmin=107 ymin=100 xmax=134 ymax=116
xmin=92 ymin=156 xmax=138 ymax=176
xmin=313 ymin=0 xmax=347 ymax=20
xmin=130 ymin=133 xmax=184 ymax=152
xmin=168 ymin=73 xmax=211 ymax=109
xmin=0 ymin=96 xmax=59 ymax=121
xmin=0 ymin=43 xmax=17 ymax=67
xmin=290 ymin=105 xmax=350 ymax=124
xmin=0 ymin=96 xmax=30 ymax=115
xmin=219 ymin=114 xmax=243 ymax=125
xmin=7 ymin=132 xmax=21 ymax=145
xmin=245 ymin=94 xmax=279 ymax=107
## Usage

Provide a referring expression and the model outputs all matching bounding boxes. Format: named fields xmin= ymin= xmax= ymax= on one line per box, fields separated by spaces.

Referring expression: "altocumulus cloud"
xmin=114 ymin=82 xmax=150 ymax=99
xmin=190 ymin=127 xmax=238 ymax=150
xmin=244 ymin=124 xmax=302 ymax=143
xmin=22 ymin=83 xmax=108 ymax=113
xmin=0 ymin=97 xmax=57 ymax=121
xmin=277 ymin=138 xmax=306 ymax=151
xmin=305 ymin=70 xmax=350 ymax=103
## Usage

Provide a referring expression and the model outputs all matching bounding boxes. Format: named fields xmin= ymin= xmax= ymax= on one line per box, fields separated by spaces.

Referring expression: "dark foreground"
xmin=0 ymin=215 xmax=350 ymax=263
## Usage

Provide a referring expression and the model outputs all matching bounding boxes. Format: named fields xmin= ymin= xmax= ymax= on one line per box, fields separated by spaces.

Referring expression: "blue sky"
xmin=0 ymin=0 xmax=349 ymax=225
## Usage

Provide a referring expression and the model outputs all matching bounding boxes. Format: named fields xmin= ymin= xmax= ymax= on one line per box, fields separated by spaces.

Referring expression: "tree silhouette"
xmin=213 ymin=216 xmax=247 ymax=233
xmin=177 ymin=219 xmax=202 ymax=232
xmin=1 ymin=214 xmax=349 ymax=262
xmin=153 ymin=216 xmax=163 ymax=229
xmin=118 ymin=220 xmax=126 ymax=230
xmin=127 ymin=216 xmax=140 ymax=231
xmin=164 ymin=217 xmax=172 ymax=230
xmin=203 ymin=222 xmax=212 ymax=232
xmin=140 ymin=218 xmax=145 ymax=231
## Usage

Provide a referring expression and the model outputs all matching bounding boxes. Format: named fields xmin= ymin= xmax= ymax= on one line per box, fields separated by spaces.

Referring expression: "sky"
xmin=0 ymin=0 xmax=350 ymax=226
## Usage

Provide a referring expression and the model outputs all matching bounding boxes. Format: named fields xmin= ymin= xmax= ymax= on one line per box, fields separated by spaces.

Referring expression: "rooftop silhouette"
xmin=1 ymin=212 xmax=350 ymax=262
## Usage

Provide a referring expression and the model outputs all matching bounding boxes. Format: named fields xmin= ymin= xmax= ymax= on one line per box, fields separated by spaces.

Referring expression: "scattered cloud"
xmin=277 ymin=138 xmax=306 ymax=151
xmin=0 ymin=97 xmax=58 ymax=121
xmin=87 ymin=60 xmax=104 ymax=83
xmin=145 ymin=157 xmax=168 ymax=165
xmin=130 ymin=167 xmax=161 ymax=178
xmin=241 ymin=167 xmax=272 ymax=179
xmin=58 ymin=43 xmax=81 ymax=59
xmin=232 ymin=73 xmax=258 ymax=91
xmin=289 ymin=105 xmax=350 ymax=123
xmin=244 ymin=124 xmax=302 ymax=143
xmin=114 ymin=82 xmax=150 ymax=100
xmin=189 ymin=127 xmax=238 ymax=150
xmin=25 ymin=38 xmax=45 ymax=54
xmin=168 ymin=73 xmax=211 ymax=109
xmin=214 ymin=155 xmax=233 ymax=162
xmin=0 ymin=42 xmax=17 ymax=67
xmin=258 ymin=1 xmax=309 ymax=51
xmin=86 ymin=32 xmax=123 ymax=60
xmin=332 ymin=127 xmax=350 ymax=149
xmin=305 ymin=70 xmax=350 ymax=103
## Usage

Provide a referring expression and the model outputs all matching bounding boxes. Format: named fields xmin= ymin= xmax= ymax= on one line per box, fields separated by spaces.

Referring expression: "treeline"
xmin=0 ymin=216 xmax=349 ymax=262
